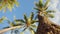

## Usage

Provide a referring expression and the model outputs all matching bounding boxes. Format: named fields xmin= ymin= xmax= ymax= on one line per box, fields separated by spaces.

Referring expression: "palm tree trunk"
xmin=0 ymin=26 xmax=22 ymax=34
xmin=35 ymin=14 xmax=60 ymax=34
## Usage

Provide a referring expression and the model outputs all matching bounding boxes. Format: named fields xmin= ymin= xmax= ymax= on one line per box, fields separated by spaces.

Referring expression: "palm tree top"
xmin=0 ymin=0 xmax=19 ymax=12
xmin=15 ymin=12 xmax=38 ymax=34
xmin=15 ymin=12 xmax=38 ymax=27
xmin=35 ymin=0 xmax=55 ymax=18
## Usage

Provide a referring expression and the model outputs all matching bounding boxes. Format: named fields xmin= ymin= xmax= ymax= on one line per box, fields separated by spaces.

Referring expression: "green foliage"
xmin=35 ymin=0 xmax=55 ymax=18
xmin=29 ymin=28 xmax=35 ymax=34
xmin=0 ymin=0 xmax=19 ymax=12
xmin=0 ymin=0 xmax=56 ymax=34
xmin=19 ymin=12 xmax=38 ymax=34
xmin=0 ymin=16 xmax=7 ymax=23
xmin=30 ymin=12 xmax=34 ymax=20
xmin=46 ymin=10 xmax=55 ymax=13
xmin=47 ymin=14 xmax=54 ymax=18
xmin=24 ymin=14 xmax=28 ymax=22
xmin=44 ymin=0 xmax=50 ymax=9
xmin=15 ymin=19 xmax=25 ymax=24
xmin=35 ymin=0 xmax=43 ymax=8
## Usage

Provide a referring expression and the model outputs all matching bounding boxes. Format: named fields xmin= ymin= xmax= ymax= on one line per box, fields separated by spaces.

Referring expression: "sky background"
xmin=0 ymin=0 xmax=60 ymax=34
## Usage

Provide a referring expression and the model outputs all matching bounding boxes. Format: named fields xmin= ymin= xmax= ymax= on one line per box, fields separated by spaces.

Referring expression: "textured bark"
xmin=35 ymin=14 xmax=60 ymax=34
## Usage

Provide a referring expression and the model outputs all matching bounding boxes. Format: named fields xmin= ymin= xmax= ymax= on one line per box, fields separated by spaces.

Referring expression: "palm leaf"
xmin=30 ymin=12 xmax=34 ymax=20
xmin=47 ymin=14 xmax=54 ymax=18
xmin=10 ymin=22 xmax=15 ymax=27
xmin=35 ymin=0 xmax=43 ymax=8
xmin=31 ymin=25 xmax=37 ymax=28
xmin=34 ymin=8 xmax=41 ymax=11
xmin=29 ymin=28 xmax=35 ymax=34
xmin=35 ymin=3 xmax=40 ymax=8
xmin=46 ymin=10 xmax=55 ymax=13
xmin=7 ymin=3 xmax=12 ymax=11
xmin=24 ymin=14 xmax=28 ymax=21
xmin=0 ymin=16 xmax=6 ymax=23
xmin=30 ymin=30 xmax=35 ymax=34
xmin=0 ymin=18 xmax=3 ymax=23
xmin=44 ymin=0 xmax=50 ymax=9
xmin=15 ymin=19 xmax=25 ymax=24
xmin=0 ymin=0 xmax=19 ymax=12
xmin=14 ymin=1 xmax=19 ymax=7
xmin=31 ymin=20 xmax=38 ymax=24
xmin=39 ymin=0 xmax=43 ymax=8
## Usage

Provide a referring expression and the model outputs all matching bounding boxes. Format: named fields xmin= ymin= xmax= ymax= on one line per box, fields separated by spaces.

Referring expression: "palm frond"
xmin=14 ymin=1 xmax=19 ymax=7
xmin=0 ymin=18 xmax=3 ymax=23
xmin=35 ymin=0 xmax=43 ymax=8
xmin=15 ymin=19 xmax=25 ymax=24
xmin=31 ymin=25 xmax=37 ymax=28
xmin=10 ymin=22 xmax=15 ymax=27
xmin=35 ymin=3 xmax=40 ymax=8
xmin=0 ymin=16 xmax=6 ymax=23
xmin=24 ymin=14 xmax=28 ymax=21
xmin=30 ymin=12 xmax=34 ymax=20
xmin=0 ymin=0 xmax=19 ymax=12
xmin=47 ymin=14 xmax=54 ymax=18
xmin=46 ymin=10 xmax=55 ymax=13
xmin=31 ymin=20 xmax=38 ymax=24
xmin=44 ymin=0 xmax=50 ymax=9
xmin=34 ymin=8 xmax=41 ymax=11
xmin=29 ymin=28 xmax=35 ymax=34
xmin=39 ymin=0 xmax=43 ymax=8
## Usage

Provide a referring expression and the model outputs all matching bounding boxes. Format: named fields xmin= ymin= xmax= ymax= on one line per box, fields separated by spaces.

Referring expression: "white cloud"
xmin=49 ymin=0 xmax=60 ymax=25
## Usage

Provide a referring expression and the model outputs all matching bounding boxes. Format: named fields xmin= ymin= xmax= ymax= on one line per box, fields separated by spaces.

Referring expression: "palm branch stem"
xmin=0 ymin=25 xmax=22 ymax=34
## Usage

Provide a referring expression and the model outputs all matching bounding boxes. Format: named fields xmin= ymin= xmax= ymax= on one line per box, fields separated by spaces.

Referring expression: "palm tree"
xmin=0 ymin=18 xmax=22 ymax=34
xmin=15 ymin=12 xmax=38 ymax=34
xmin=0 ymin=12 xmax=38 ymax=34
xmin=0 ymin=0 xmax=19 ymax=12
xmin=35 ymin=0 xmax=60 ymax=34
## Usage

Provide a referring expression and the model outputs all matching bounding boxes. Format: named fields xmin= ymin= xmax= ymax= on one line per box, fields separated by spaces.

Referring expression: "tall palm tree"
xmin=15 ymin=12 xmax=38 ymax=34
xmin=35 ymin=0 xmax=60 ymax=34
xmin=0 ymin=0 xmax=19 ymax=12
xmin=0 ymin=12 xmax=38 ymax=34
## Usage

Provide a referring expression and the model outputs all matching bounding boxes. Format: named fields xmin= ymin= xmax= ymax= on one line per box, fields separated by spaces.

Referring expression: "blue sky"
xmin=0 ymin=0 xmax=60 ymax=34
xmin=0 ymin=0 xmax=38 ymax=29
xmin=0 ymin=0 xmax=38 ymax=34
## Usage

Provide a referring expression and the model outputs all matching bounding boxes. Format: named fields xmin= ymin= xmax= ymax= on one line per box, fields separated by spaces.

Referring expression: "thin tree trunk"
xmin=35 ymin=14 xmax=60 ymax=34
xmin=0 ymin=26 xmax=22 ymax=34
